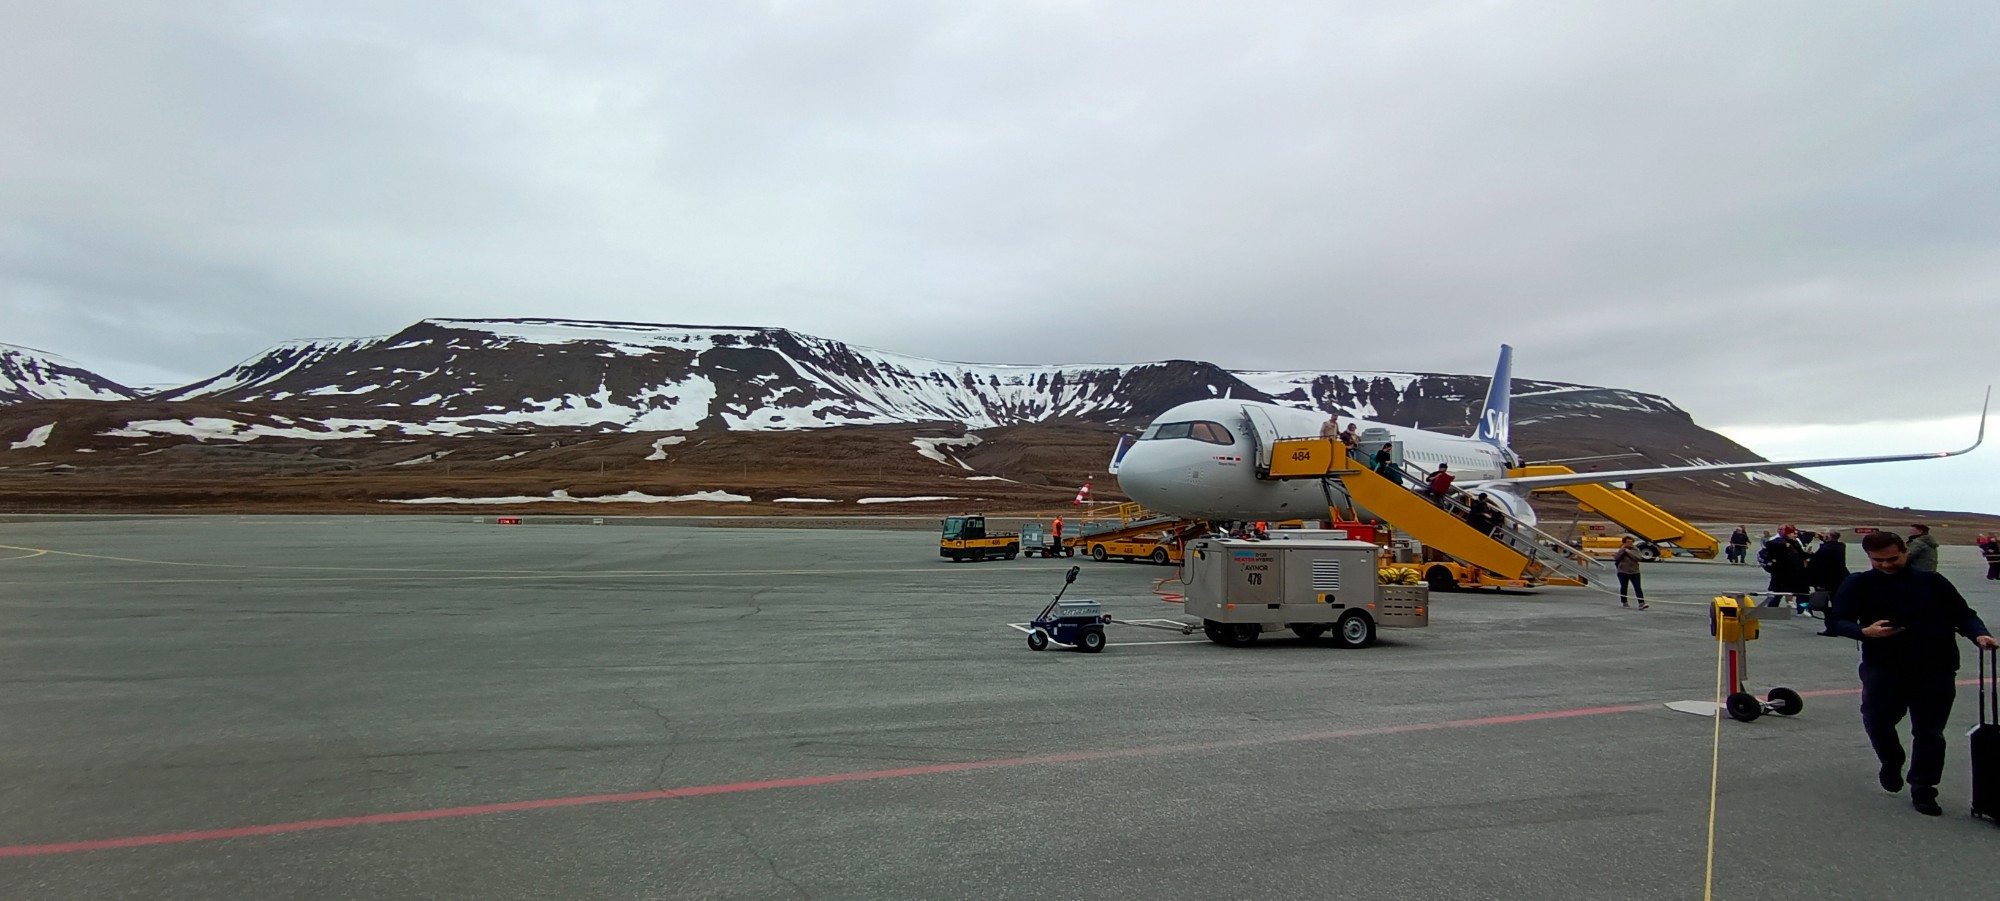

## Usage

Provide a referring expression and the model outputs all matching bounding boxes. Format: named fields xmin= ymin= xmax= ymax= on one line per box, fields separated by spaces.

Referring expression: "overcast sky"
xmin=2 ymin=2 xmax=1995 ymax=512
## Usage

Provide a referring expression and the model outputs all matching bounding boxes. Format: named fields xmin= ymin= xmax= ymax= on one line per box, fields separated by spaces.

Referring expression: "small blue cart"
xmin=1026 ymin=566 xmax=1109 ymax=653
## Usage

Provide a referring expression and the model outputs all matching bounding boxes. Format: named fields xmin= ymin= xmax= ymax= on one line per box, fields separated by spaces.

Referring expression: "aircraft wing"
xmin=1464 ymin=389 xmax=1988 ymax=493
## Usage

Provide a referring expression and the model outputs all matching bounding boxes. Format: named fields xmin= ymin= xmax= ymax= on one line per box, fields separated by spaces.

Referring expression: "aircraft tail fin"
xmin=1473 ymin=344 xmax=1513 ymax=449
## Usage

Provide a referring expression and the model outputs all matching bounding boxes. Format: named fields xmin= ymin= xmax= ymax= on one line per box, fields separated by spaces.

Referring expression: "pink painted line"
xmin=0 ymin=698 xmax=1719 ymax=859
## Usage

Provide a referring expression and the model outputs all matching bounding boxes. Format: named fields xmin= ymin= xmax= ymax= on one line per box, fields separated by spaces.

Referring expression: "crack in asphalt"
xmin=621 ymin=686 xmax=677 ymax=791
xmin=727 ymin=820 xmax=810 ymax=900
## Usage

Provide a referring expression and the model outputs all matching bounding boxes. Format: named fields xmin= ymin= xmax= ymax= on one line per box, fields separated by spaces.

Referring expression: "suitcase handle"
xmin=1986 ymin=646 xmax=1998 ymax=728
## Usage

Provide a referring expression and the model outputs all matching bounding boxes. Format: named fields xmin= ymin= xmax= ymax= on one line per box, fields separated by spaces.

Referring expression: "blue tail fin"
xmin=1473 ymin=344 xmax=1512 ymax=449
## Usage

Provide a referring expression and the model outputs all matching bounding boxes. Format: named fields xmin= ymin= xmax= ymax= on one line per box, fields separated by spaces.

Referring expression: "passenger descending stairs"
xmin=1265 ymin=440 xmax=1596 ymax=583
xmin=1509 ymin=465 xmax=1721 ymax=559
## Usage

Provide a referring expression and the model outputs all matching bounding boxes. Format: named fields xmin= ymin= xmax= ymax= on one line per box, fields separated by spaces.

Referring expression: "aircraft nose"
xmin=1113 ymin=443 xmax=1177 ymax=507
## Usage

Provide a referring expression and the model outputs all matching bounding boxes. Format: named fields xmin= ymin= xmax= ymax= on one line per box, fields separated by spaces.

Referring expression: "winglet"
xmin=1946 ymin=386 xmax=1990 ymax=457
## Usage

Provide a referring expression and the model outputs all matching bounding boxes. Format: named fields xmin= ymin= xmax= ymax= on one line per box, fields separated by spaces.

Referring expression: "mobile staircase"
xmin=1508 ymin=465 xmax=1721 ymax=559
xmin=1261 ymin=438 xmax=1597 ymax=590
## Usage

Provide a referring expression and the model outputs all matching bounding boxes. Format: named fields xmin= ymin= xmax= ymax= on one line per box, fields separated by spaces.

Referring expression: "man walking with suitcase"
xmin=1829 ymin=531 xmax=1999 ymax=816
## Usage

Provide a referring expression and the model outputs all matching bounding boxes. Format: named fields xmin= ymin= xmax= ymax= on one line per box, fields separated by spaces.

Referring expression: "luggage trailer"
xmin=1180 ymin=535 xmax=1430 ymax=648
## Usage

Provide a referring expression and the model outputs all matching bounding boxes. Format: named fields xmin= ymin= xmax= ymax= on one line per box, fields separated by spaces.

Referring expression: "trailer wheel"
xmin=1230 ymin=624 xmax=1260 ymax=645
xmin=1331 ymin=611 xmax=1375 ymax=649
xmin=1290 ymin=623 xmax=1327 ymax=641
xmin=1028 ymin=630 xmax=1049 ymax=651
xmin=1203 ymin=621 xmax=1229 ymax=645
xmin=1151 ymin=548 xmax=1170 ymax=565
xmin=1767 ymin=687 xmax=1803 ymax=716
xmin=1077 ymin=628 xmax=1106 ymax=653
xmin=1091 ymin=545 xmax=1108 ymax=562
xmin=1425 ymin=566 xmax=1457 ymax=593
xmin=1724 ymin=692 xmax=1763 ymax=722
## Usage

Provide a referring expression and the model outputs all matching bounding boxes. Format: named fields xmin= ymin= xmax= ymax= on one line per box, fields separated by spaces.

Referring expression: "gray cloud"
xmin=4 ymin=1 xmax=1996 ymax=423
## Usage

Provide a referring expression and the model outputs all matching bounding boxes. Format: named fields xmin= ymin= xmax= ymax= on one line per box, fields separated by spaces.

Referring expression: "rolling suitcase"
xmin=1974 ymin=647 xmax=2000 ymax=823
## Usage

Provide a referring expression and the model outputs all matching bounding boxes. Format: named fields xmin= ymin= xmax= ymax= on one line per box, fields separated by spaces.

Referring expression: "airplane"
xmin=1112 ymin=345 xmax=1989 ymax=530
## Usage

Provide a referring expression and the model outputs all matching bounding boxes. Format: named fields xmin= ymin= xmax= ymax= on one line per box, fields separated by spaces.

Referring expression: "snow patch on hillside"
xmin=1743 ymin=472 xmax=1822 ymax=492
xmin=9 ymin=424 xmax=54 ymax=450
xmin=913 ymin=435 xmax=980 ymax=469
xmin=645 ymin=435 xmax=688 ymax=460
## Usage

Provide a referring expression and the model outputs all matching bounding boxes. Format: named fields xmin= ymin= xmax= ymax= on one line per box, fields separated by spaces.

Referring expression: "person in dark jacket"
xmin=1371 ymin=444 xmax=1395 ymax=478
xmin=1905 ymin=523 xmax=1940 ymax=573
xmin=1979 ymin=533 xmax=2000 ymax=580
xmin=1829 ymin=531 xmax=1998 ymax=816
xmin=1805 ymin=531 xmax=1849 ymax=633
xmin=1726 ymin=526 xmax=1751 ymax=565
xmin=1763 ymin=525 xmax=1810 ymax=608
xmin=1611 ymin=536 xmax=1647 ymax=609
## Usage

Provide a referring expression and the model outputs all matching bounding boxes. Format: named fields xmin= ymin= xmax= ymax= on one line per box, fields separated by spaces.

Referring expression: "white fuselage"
xmin=1114 ymin=398 xmax=1535 ymax=526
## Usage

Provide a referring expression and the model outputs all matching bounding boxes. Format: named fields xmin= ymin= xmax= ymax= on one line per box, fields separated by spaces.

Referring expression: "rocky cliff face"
xmin=117 ymin=318 xmax=1694 ymax=440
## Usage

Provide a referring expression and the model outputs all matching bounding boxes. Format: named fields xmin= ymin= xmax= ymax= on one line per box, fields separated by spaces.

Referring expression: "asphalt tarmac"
xmin=2 ymin=516 xmax=1996 ymax=900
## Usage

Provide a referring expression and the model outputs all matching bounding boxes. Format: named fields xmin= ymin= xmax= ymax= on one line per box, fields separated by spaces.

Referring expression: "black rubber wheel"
xmin=1330 ymin=611 xmax=1376 ymax=649
xmin=1725 ymin=692 xmax=1764 ymax=722
xmin=1230 ymin=624 xmax=1260 ymax=645
xmin=1077 ymin=628 xmax=1106 ymax=653
xmin=1203 ymin=621 xmax=1229 ymax=645
xmin=1090 ymin=545 xmax=1108 ymax=562
xmin=1639 ymin=542 xmax=1661 ymax=563
xmin=1426 ymin=566 xmax=1457 ymax=593
xmin=1028 ymin=630 xmax=1049 ymax=651
xmin=1290 ymin=623 xmax=1327 ymax=641
xmin=1151 ymin=548 xmax=1170 ymax=565
xmin=1767 ymin=687 xmax=1804 ymax=716
xmin=1005 ymin=551 xmax=1018 ymax=560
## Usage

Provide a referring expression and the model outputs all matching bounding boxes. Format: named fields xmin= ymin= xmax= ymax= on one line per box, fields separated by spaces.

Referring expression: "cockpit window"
xmin=1138 ymin=421 xmax=1234 ymax=445
xmin=1190 ymin=422 xmax=1233 ymax=444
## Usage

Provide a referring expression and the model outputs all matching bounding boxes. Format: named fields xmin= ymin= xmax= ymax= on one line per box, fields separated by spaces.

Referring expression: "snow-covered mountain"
xmin=140 ymin=317 xmax=1678 ymax=436
xmin=0 ymin=343 xmax=137 ymax=404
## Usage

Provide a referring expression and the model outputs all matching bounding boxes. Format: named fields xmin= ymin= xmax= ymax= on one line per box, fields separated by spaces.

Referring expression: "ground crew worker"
xmin=1052 ymin=517 xmax=1064 ymax=555
xmin=1829 ymin=531 xmax=1998 ymax=816
xmin=1905 ymin=523 xmax=1939 ymax=572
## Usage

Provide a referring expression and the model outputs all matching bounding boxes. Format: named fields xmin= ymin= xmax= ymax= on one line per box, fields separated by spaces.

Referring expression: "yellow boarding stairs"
xmin=1262 ymin=438 xmax=1597 ymax=585
xmin=1508 ymin=465 xmax=1720 ymax=559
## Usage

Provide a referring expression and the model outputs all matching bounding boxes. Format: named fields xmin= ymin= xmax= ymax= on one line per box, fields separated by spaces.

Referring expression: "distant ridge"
xmin=0 ymin=342 xmax=137 ymax=404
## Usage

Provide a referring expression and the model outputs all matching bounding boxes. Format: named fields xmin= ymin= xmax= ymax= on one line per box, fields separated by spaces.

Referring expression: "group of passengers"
xmin=1741 ymin=523 xmax=1947 ymax=636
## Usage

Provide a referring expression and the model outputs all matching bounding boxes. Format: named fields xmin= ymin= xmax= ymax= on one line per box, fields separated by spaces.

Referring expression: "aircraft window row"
xmin=1404 ymin=449 xmax=1494 ymax=470
xmin=1139 ymin=420 xmax=1234 ymax=445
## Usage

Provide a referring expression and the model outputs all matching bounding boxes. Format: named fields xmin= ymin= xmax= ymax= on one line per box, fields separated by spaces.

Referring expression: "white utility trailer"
xmin=1182 ymin=534 xmax=1430 ymax=648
